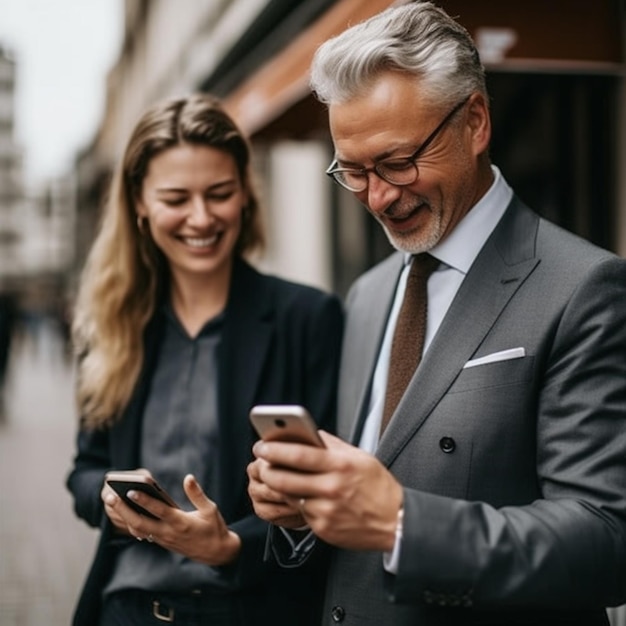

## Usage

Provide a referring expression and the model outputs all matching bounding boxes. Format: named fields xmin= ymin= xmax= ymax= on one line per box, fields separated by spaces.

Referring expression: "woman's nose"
xmin=187 ymin=196 xmax=213 ymax=226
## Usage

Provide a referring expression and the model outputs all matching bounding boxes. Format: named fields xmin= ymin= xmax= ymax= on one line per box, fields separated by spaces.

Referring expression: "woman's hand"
xmin=104 ymin=474 xmax=242 ymax=566
xmin=100 ymin=467 xmax=152 ymax=535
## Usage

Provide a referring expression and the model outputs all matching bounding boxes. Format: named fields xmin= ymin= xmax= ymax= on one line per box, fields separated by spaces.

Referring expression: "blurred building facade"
xmin=74 ymin=0 xmax=626 ymax=298
xmin=0 ymin=44 xmax=76 ymax=322
xmin=0 ymin=45 xmax=22 ymax=291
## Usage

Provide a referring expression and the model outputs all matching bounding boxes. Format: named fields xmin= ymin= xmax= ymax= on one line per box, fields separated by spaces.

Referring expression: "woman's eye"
xmin=207 ymin=192 xmax=234 ymax=202
xmin=162 ymin=197 xmax=187 ymax=207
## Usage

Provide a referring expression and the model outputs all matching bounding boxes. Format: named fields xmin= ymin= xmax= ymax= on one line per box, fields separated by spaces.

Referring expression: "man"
xmin=247 ymin=2 xmax=626 ymax=624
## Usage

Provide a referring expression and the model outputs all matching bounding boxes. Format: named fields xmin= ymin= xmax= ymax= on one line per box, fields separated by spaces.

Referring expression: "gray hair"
xmin=309 ymin=1 xmax=486 ymax=107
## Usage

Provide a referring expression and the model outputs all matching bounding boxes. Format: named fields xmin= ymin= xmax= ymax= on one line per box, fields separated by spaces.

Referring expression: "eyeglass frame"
xmin=325 ymin=95 xmax=471 ymax=193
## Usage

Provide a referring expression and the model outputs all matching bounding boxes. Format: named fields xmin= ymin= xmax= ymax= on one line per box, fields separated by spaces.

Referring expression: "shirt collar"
xmin=407 ymin=165 xmax=512 ymax=272
xmin=161 ymin=301 xmax=225 ymax=339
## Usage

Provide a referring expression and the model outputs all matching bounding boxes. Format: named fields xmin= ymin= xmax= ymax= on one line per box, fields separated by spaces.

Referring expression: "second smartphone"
xmin=105 ymin=471 xmax=179 ymax=519
xmin=249 ymin=404 xmax=325 ymax=447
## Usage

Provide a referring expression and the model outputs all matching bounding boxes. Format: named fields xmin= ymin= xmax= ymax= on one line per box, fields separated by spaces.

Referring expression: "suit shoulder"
xmin=498 ymin=200 xmax=621 ymax=273
xmin=250 ymin=266 xmax=342 ymax=313
xmin=537 ymin=217 xmax=623 ymax=269
xmin=264 ymin=272 xmax=335 ymax=298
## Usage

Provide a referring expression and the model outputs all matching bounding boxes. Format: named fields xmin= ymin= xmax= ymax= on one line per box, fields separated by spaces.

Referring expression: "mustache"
xmin=381 ymin=197 xmax=428 ymax=218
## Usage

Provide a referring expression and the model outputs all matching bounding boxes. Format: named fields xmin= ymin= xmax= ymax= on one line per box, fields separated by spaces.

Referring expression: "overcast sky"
xmin=0 ymin=0 xmax=123 ymax=188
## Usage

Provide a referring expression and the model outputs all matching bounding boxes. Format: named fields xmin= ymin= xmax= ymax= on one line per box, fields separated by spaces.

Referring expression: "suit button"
xmin=439 ymin=437 xmax=456 ymax=453
xmin=331 ymin=606 xmax=345 ymax=622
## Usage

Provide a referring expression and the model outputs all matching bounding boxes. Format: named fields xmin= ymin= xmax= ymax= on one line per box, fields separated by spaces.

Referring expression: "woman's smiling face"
xmin=137 ymin=142 xmax=247 ymax=286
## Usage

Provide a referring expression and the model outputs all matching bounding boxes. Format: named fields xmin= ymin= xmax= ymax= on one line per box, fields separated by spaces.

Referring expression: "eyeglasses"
xmin=325 ymin=96 xmax=470 ymax=193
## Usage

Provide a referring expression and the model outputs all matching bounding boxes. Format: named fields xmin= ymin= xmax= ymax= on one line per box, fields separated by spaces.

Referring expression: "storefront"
xmin=216 ymin=0 xmax=625 ymax=294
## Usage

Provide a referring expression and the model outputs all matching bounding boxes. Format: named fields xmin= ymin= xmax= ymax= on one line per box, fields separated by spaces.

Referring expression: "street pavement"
xmin=0 ymin=320 xmax=97 ymax=626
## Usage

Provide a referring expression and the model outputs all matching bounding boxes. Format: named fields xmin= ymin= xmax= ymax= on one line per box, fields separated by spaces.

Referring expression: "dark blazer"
xmin=321 ymin=197 xmax=626 ymax=625
xmin=66 ymin=258 xmax=343 ymax=626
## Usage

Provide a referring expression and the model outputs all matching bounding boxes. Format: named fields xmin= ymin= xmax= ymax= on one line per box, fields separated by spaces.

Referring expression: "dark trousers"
xmin=99 ymin=589 xmax=241 ymax=626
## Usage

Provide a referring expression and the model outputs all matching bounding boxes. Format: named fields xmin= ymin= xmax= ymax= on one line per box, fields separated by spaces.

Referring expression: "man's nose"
xmin=366 ymin=171 xmax=402 ymax=215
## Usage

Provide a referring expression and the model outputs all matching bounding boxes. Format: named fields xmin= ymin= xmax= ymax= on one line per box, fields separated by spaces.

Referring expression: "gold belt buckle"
xmin=153 ymin=601 xmax=175 ymax=623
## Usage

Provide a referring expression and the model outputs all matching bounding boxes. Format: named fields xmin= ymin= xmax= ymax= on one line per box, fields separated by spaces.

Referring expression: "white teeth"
xmin=184 ymin=235 xmax=218 ymax=247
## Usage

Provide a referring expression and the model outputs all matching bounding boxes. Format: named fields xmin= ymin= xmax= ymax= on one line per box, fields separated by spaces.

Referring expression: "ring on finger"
xmin=298 ymin=497 xmax=306 ymax=513
xmin=147 ymin=534 xmax=154 ymax=543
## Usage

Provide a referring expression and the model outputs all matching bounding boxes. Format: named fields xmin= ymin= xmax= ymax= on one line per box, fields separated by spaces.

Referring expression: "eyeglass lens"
xmin=328 ymin=96 xmax=469 ymax=192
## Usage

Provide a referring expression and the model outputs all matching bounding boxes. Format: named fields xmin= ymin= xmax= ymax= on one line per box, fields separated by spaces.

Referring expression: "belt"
xmin=107 ymin=588 xmax=235 ymax=624
xmin=153 ymin=600 xmax=175 ymax=623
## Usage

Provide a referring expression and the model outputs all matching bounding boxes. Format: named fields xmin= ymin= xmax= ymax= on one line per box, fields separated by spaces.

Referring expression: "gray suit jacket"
xmin=324 ymin=197 xmax=626 ymax=625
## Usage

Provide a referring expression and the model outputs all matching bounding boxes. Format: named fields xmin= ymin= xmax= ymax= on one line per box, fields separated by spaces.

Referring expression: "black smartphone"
xmin=249 ymin=404 xmax=325 ymax=448
xmin=105 ymin=471 xmax=179 ymax=519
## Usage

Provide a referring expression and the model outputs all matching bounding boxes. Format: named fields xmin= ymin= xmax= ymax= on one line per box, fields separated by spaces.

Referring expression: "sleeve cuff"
xmin=383 ymin=507 xmax=403 ymax=574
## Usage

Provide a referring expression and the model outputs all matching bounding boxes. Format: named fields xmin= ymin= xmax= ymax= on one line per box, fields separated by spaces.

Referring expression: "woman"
xmin=66 ymin=93 xmax=342 ymax=626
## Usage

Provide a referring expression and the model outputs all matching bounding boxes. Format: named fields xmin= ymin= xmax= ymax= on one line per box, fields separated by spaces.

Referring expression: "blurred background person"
xmin=0 ymin=290 xmax=17 ymax=419
xmin=66 ymin=93 xmax=342 ymax=626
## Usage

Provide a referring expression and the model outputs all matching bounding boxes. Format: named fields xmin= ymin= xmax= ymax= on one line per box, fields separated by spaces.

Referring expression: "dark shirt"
xmin=105 ymin=306 xmax=232 ymax=596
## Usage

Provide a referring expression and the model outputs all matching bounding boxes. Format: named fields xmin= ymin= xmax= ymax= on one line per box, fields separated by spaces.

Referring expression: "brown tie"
xmin=381 ymin=253 xmax=439 ymax=434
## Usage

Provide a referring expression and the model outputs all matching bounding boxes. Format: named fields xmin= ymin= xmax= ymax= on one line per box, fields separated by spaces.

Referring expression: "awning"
xmin=224 ymin=0 xmax=625 ymax=136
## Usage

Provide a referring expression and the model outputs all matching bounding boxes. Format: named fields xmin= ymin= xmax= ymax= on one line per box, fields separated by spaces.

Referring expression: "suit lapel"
xmin=376 ymin=198 xmax=541 ymax=465
xmin=338 ymin=253 xmax=405 ymax=442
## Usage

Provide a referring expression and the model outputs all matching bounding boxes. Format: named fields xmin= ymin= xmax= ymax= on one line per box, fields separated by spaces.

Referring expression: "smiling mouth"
xmin=182 ymin=234 xmax=220 ymax=248
xmin=387 ymin=210 xmax=416 ymax=224
xmin=384 ymin=201 xmax=426 ymax=226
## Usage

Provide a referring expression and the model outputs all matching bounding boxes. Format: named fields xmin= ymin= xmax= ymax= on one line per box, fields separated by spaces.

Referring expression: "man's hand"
xmin=247 ymin=458 xmax=308 ymax=528
xmin=249 ymin=431 xmax=403 ymax=552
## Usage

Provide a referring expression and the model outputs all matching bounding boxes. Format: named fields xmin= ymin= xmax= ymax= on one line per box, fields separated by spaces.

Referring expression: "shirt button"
xmin=331 ymin=605 xmax=346 ymax=622
xmin=439 ymin=437 xmax=456 ymax=453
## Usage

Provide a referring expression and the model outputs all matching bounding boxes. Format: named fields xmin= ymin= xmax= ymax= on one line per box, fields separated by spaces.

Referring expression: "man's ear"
xmin=467 ymin=92 xmax=491 ymax=157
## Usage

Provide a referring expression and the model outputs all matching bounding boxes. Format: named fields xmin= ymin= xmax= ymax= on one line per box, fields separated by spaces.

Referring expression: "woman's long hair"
xmin=72 ymin=94 xmax=264 ymax=429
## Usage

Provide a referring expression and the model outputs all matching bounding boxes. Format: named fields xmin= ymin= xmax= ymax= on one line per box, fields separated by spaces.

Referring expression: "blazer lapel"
xmin=338 ymin=253 xmax=405 ymax=442
xmin=377 ymin=198 xmax=541 ymax=465
xmin=217 ymin=259 xmax=273 ymax=516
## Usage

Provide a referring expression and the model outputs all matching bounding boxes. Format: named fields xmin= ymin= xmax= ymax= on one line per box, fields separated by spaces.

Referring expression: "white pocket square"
xmin=463 ymin=347 xmax=526 ymax=369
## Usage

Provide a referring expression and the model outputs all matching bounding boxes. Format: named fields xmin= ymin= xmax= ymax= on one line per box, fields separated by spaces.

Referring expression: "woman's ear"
xmin=136 ymin=197 xmax=147 ymax=219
